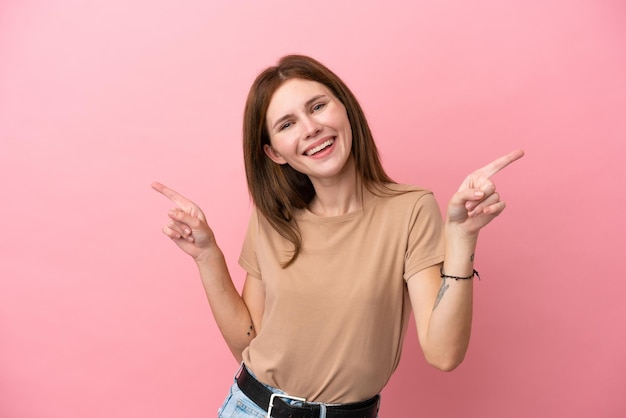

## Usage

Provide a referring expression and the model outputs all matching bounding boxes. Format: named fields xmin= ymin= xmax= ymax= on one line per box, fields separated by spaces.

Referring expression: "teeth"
xmin=305 ymin=139 xmax=334 ymax=156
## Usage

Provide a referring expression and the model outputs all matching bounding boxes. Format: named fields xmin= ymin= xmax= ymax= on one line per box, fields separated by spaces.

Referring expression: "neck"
xmin=307 ymin=158 xmax=370 ymax=217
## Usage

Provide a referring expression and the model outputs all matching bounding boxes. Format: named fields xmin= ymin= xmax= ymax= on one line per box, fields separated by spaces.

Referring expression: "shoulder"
xmin=245 ymin=207 xmax=277 ymax=238
xmin=367 ymin=183 xmax=443 ymax=224
xmin=371 ymin=183 xmax=438 ymax=207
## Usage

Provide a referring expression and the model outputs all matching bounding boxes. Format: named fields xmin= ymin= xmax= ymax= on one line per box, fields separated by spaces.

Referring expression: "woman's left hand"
xmin=447 ymin=149 xmax=524 ymax=237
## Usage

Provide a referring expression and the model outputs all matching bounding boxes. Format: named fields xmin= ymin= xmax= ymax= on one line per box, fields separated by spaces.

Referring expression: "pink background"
xmin=1 ymin=1 xmax=625 ymax=417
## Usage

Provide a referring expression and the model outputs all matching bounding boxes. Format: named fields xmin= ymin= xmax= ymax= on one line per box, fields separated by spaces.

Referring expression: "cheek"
xmin=271 ymin=133 xmax=299 ymax=156
xmin=335 ymin=109 xmax=351 ymax=132
xmin=339 ymin=116 xmax=353 ymax=140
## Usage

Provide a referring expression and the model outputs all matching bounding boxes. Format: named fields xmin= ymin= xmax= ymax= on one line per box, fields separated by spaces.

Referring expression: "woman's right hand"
xmin=152 ymin=182 xmax=218 ymax=262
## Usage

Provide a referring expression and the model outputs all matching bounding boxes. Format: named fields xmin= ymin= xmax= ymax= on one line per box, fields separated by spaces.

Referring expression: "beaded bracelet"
xmin=440 ymin=266 xmax=481 ymax=281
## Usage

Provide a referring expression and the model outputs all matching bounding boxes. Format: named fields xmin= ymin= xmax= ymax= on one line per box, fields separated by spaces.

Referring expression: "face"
xmin=264 ymin=78 xmax=353 ymax=183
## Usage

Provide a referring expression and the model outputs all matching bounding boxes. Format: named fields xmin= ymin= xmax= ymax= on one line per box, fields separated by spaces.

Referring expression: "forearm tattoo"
xmin=433 ymin=254 xmax=474 ymax=311
xmin=433 ymin=278 xmax=449 ymax=311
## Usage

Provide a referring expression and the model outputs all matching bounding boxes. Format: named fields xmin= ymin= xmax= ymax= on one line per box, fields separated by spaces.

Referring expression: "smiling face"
xmin=264 ymin=78 xmax=354 ymax=184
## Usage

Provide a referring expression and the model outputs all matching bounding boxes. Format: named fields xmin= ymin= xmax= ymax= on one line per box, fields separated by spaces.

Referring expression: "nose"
xmin=302 ymin=115 xmax=322 ymax=139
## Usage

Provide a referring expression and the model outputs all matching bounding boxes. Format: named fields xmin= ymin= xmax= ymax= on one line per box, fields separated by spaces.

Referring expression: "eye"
xmin=312 ymin=102 xmax=326 ymax=112
xmin=279 ymin=121 xmax=293 ymax=131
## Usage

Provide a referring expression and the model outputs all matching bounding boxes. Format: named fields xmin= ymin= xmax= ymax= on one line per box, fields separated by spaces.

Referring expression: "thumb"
xmin=168 ymin=208 xmax=198 ymax=229
xmin=450 ymin=189 xmax=485 ymax=208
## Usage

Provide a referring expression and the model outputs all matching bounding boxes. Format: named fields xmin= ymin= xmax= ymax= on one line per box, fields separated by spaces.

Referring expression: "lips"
xmin=304 ymin=138 xmax=335 ymax=156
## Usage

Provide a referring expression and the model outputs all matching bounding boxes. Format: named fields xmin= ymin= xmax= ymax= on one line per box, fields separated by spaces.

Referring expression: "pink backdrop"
xmin=1 ymin=1 xmax=625 ymax=417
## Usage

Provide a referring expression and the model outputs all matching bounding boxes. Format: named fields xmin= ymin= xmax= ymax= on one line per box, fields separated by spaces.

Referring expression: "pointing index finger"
xmin=481 ymin=149 xmax=525 ymax=177
xmin=151 ymin=181 xmax=192 ymax=207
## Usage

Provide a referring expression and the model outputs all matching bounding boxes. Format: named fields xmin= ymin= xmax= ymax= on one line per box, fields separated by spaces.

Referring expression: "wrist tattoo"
xmin=470 ymin=253 xmax=475 ymax=262
xmin=246 ymin=324 xmax=254 ymax=337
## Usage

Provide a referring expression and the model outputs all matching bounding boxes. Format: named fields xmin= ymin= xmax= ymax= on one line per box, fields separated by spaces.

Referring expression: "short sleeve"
xmin=403 ymin=193 xmax=445 ymax=280
xmin=238 ymin=209 xmax=262 ymax=279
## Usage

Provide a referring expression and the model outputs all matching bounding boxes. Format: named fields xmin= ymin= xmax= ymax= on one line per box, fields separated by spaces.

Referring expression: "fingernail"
xmin=184 ymin=228 xmax=191 ymax=235
xmin=474 ymin=191 xmax=484 ymax=197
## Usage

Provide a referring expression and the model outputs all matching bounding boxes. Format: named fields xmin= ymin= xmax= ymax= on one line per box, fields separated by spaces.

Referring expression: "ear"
xmin=263 ymin=144 xmax=287 ymax=165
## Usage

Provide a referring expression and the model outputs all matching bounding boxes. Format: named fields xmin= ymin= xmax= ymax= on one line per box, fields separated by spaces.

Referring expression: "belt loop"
xmin=318 ymin=403 xmax=327 ymax=418
xmin=234 ymin=362 xmax=244 ymax=381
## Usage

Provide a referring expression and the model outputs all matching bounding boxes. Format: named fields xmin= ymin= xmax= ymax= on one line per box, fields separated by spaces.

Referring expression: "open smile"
xmin=304 ymin=138 xmax=335 ymax=156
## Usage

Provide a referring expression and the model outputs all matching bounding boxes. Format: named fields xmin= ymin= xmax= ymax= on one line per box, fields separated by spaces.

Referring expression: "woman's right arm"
xmin=152 ymin=182 xmax=264 ymax=362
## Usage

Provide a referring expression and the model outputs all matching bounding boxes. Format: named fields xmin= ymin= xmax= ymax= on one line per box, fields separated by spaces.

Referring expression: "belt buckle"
xmin=267 ymin=393 xmax=307 ymax=418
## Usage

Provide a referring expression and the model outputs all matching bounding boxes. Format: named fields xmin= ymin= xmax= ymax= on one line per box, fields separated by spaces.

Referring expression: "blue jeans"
xmin=217 ymin=365 xmax=380 ymax=417
xmin=217 ymin=367 xmax=265 ymax=417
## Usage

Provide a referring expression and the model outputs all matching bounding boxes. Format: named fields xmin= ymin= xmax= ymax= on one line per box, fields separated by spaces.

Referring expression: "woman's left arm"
xmin=408 ymin=149 xmax=524 ymax=371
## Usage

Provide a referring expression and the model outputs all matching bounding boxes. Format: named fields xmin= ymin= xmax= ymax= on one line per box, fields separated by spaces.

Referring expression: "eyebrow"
xmin=270 ymin=94 xmax=328 ymax=132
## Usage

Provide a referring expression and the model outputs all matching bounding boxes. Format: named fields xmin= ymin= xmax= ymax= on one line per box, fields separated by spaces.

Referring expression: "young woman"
xmin=153 ymin=55 xmax=523 ymax=418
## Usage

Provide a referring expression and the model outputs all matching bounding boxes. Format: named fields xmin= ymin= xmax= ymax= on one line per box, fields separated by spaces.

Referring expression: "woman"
xmin=153 ymin=55 xmax=523 ymax=417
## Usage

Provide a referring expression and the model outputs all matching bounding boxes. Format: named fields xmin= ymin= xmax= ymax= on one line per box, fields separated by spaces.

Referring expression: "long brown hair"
xmin=243 ymin=55 xmax=395 ymax=266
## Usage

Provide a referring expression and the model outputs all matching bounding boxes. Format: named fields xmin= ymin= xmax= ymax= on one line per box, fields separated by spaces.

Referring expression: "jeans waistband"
xmin=236 ymin=364 xmax=380 ymax=418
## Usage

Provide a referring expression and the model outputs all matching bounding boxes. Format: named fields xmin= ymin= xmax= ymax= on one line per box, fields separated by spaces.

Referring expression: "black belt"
xmin=236 ymin=365 xmax=380 ymax=418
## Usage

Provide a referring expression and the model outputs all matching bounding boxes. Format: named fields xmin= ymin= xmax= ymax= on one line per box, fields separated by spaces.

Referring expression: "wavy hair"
xmin=243 ymin=55 xmax=395 ymax=266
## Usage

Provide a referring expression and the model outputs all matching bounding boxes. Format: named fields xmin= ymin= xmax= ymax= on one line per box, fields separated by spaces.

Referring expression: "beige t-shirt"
xmin=239 ymin=185 xmax=445 ymax=403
